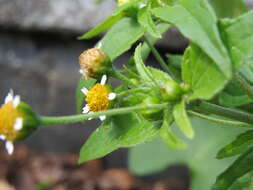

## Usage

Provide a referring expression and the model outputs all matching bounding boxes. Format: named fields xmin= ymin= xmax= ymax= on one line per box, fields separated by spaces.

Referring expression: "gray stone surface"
xmin=0 ymin=0 xmax=116 ymax=33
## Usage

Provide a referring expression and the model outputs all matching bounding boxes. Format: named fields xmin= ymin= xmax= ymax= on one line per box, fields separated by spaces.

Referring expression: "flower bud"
xmin=161 ymin=80 xmax=183 ymax=102
xmin=79 ymin=48 xmax=112 ymax=79
xmin=0 ymin=90 xmax=39 ymax=154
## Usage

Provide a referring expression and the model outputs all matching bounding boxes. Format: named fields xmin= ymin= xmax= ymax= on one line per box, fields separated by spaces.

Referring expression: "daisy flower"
xmin=0 ymin=90 xmax=23 ymax=154
xmin=0 ymin=90 xmax=39 ymax=155
xmin=81 ymin=75 xmax=116 ymax=121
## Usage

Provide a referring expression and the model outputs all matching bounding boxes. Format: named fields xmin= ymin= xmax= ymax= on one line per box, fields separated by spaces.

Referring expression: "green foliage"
xmin=209 ymin=0 xmax=248 ymax=18
xmin=152 ymin=0 xmax=232 ymax=78
xmin=159 ymin=109 xmax=186 ymax=149
xmin=182 ymin=46 xmax=227 ymax=100
xmin=229 ymin=171 xmax=253 ymax=190
xmin=100 ymin=17 xmax=145 ymax=61
xmin=79 ymin=113 xmax=161 ymax=163
xmin=173 ymin=100 xmax=194 ymax=139
xmin=219 ymin=92 xmax=252 ymax=107
xmin=129 ymin=117 xmax=245 ymax=190
xmin=137 ymin=6 xmax=161 ymax=38
xmin=217 ymin=130 xmax=253 ymax=159
xmin=220 ymin=11 xmax=253 ymax=69
xmin=78 ymin=14 xmax=123 ymax=40
xmin=213 ymin=147 xmax=253 ymax=190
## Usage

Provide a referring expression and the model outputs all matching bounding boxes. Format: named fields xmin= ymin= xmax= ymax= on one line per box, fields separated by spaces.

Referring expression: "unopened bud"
xmin=79 ymin=48 xmax=111 ymax=79
xmin=161 ymin=80 xmax=183 ymax=102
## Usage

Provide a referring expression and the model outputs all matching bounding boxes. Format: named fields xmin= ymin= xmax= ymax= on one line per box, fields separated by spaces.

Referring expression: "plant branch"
xmin=188 ymin=110 xmax=252 ymax=128
xmin=234 ymin=73 xmax=253 ymax=100
xmin=195 ymin=101 xmax=253 ymax=125
xmin=111 ymin=70 xmax=136 ymax=87
xmin=143 ymin=36 xmax=175 ymax=78
xmin=39 ymin=103 xmax=168 ymax=126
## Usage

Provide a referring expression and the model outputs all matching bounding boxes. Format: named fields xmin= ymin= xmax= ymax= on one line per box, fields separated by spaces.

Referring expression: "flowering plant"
xmin=1 ymin=0 xmax=253 ymax=189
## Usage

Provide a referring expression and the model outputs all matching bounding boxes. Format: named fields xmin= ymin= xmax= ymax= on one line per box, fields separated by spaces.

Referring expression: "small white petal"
xmin=96 ymin=42 xmax=102 ymax=48
xmin=99 ymin=115 xmax=106 ymax=121
xmin=100 ymin=75 xmax=107 ymax=85
xmin=82 ymin=105 xmax=90 ymax=114
xmin=0 ymin=135 xmax=6 ymax=140
xmin=5 ymin=141 xmax=14 ymax=155
xmin=79 ymin=69 xmax=84 ymax=74
xmin=4 ymin=90 xmax=14 ymax=104
xmin=13 ymin=95 xmax=20 ymax=108
xmin=108 ymin=93 xmax=116 ymax=100
xmin=81 ymin=87 xmax=88 ymax=95
xmin=13 ymin=118 xmax=23 ymax=131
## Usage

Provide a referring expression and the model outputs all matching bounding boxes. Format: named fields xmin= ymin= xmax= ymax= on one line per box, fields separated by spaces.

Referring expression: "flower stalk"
xmin=38 ymin=103 xmax=169 ymax=126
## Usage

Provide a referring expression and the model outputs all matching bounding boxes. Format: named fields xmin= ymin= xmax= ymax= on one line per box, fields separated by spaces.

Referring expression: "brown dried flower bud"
xmin=79 ymin=48 xmax=110 ymax=78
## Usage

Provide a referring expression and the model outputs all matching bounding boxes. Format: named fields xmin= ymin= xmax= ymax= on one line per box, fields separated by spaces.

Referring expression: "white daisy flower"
xmin=81 ymin=75 xmax=116 ymax=121
xmin=0 ymin=90 xmax=23 ymax=155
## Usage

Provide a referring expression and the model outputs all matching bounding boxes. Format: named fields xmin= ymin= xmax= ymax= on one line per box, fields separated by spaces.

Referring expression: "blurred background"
xmin=0 ymin=0 xmax=253 ymax=190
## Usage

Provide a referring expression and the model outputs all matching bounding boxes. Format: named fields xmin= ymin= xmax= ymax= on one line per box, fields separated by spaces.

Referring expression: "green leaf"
xmin=220 ymin=11 xmax=253 ymax=69
xmin=134 ymin=44 xmax=157 ymax=86
xmin=182 ymin=46 xmax=227 ymax=100
xmin=78 ymin=0 xmax=142 ymax=39
xmin=219 ymin=92 xmax=253 ymax=107
xmin=159 ymin=109 xmax=186 ymax=149
xmin=152 ymin=0 xmax=232 ymax=78
xmin=78 ymin=13 xmax=123 ymax=40
xmin=136 ymin=24 xmax=171 ymax=61
xmin=229 ymin=171 xmax=253 ymax=190
xmin=217 ymin=130 xmax=253 ymax=159
xmin=129 ymin=117 xmax=245 ymax=189
xmin=209 ymin=0 xmax=248 ymax=18
xmin=137 ymin=6 xmax=161 ymax=38
xmin=239 ymin=63 xmax=253 ymax=84
xmin=100 ymin=17 xmax=145 ymax=61
xmin=173 ymin=99 xmax=194 ymax=139
xmin=166 ymin=54 xmax=182 ymax=69
xmin=79 ymin=113 xmax=161 ymax=163
xmin=75 ymin=77 xmax=97 ymax=114
xmin=212 ymin=147 xmax=253 ymax=190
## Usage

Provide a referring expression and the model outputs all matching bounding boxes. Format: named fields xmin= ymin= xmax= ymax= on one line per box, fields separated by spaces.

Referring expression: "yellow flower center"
xmin=0 ymin=102 xmax=21 ymax=141
xmin=85 ymin=83 xmax=110 ymax=112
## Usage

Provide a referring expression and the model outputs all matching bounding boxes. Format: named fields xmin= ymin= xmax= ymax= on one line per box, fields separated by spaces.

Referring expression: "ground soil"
xmin=0 ymin=145 xmax=189 ymax=190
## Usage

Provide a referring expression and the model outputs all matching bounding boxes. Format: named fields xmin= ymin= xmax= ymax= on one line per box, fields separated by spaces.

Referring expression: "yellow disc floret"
xmin=0 ymin=102 xmax=22 ymax=141
xmin=85 ymin=83 xmax=110 ymax=112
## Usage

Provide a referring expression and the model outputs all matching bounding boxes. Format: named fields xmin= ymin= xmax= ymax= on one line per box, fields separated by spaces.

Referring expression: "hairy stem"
xmin=188 ymin=110 xmax=252 ymax=128
xmin=111 ymin=70 xmax=136 ymax=87
xmin=196 ymin=101 xmax=253 ymax=125
xmin=143 ymin=36 xmax=174 ymax=78
xmin=39 ymin=103 xmax=168 ymax=126
xmin=234 ymin=73 xmax=253 ymax=100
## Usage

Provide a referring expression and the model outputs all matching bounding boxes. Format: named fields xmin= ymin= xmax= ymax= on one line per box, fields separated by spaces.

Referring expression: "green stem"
xmin=143 ymin=36 xmax=174 ymax=78
xmin=111 ymin=70 xmax=136 ymax=87
xmin=196 ymin=101 xmax=253 ymax=125
xmin=39 ymin=103 xmax=168 ymax=126
xmin=188 ymin=110 xmax=252 ymax=128
xmin=234 ymin=73 xmax=253 ymax=100
xmin=117 ymin=87 xmax=150 ymax=98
